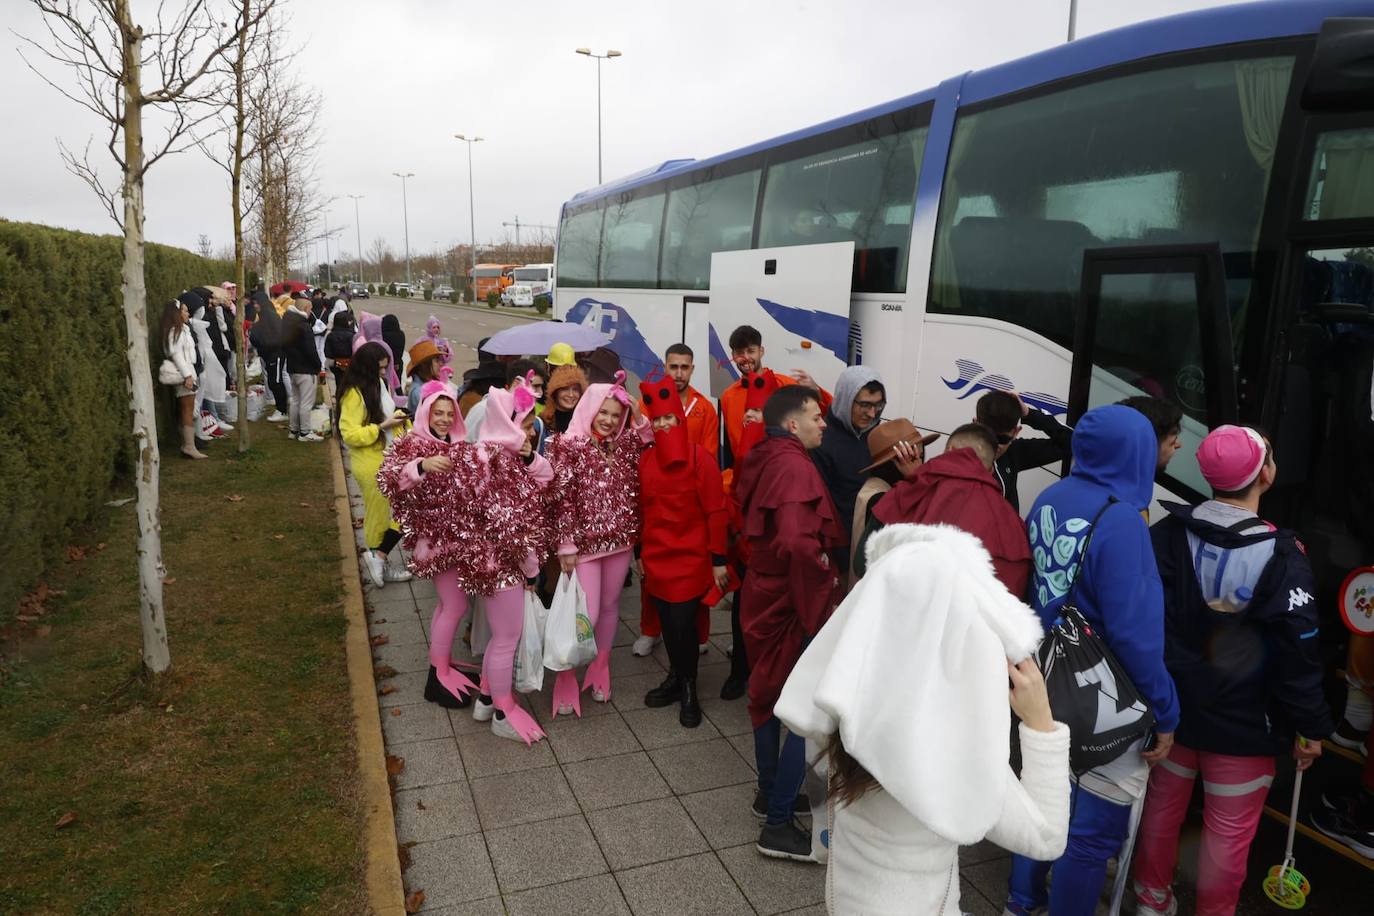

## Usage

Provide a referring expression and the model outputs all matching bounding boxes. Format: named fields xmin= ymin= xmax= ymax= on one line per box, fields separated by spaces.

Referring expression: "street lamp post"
xmin=392 ymin=171 xmax=415 ymax=286
xmin=322 ymin=207 xmax=332 ymax=286
xmin=574 ymin=48 xmax=622 ymax=184
xmin=347 ymin=194 xmax=364 ymax=284
xmin=454 ymin=135 xmax=484 ymax=303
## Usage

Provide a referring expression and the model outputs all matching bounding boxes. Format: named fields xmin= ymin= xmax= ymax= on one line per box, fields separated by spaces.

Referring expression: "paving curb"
xmin=329 ymin=436 xmax=407 ymax=916
xmin=368 ymin=294 xmax=543 ymax=322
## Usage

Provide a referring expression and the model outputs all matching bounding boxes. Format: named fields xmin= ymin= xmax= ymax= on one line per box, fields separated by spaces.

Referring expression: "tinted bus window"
xmin=760 ymin=125 xmax=928 ymax=293
xmin=929 ymin=55 xmax=1294 ymax=351
xmin=661 ymin=170 xmax=761 ymax=290
xmin=601 ymin=192 xmax=666 ymax=288
xmin=556 ymin=206 xmax=604 ymax=287
xmin=1305 ymin=128 xmax=1374 ymax=220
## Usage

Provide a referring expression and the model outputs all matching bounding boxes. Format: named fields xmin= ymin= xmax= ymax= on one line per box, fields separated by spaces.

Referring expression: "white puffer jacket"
xmin=165 ymin=327 xmax=198 ymax=384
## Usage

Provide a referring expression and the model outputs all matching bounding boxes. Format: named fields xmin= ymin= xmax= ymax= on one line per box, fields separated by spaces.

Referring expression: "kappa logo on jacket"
xmin=1287 ymin=587 xmax=1314 ymax=612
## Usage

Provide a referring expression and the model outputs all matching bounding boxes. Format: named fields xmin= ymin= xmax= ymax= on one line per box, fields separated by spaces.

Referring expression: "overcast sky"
xmin=3 ymin=0 xmax=1240 ymax=264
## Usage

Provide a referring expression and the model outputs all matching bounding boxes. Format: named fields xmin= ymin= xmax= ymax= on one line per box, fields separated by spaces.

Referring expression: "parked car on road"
xmin=393 ymin=283 xmax=413 ymax=297
xmin=434 ymin=285 xmax=454 ymax=300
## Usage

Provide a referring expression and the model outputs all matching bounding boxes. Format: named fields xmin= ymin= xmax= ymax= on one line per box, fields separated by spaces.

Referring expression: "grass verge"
xmin=0 ymin=423 xmax=364 ymax=915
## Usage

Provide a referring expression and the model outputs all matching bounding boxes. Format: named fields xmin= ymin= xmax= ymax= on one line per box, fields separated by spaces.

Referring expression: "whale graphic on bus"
xmin=942 ymin=358 xmax=1068 ymax=417
xmin=564 ymin=297 xmax=666 ymax=385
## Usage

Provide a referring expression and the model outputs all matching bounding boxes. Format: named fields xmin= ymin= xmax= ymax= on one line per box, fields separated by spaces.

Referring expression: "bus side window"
xmin=661 ymin=169 xmax=760 ymax=291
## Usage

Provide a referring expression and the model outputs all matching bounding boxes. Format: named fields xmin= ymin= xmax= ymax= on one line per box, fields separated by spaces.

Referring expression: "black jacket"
xmin=1152 ymin=501 xmax=1333 ymax=756
xmin=811 ymin=409 xmax=873 ymax=539
xmin=324 ymin=325 xmax=355 ymax=363
xmin=281 ymin=307 xmax=321 ymax=375
xmin=994 ymin=408 xmax=1073 ymax=512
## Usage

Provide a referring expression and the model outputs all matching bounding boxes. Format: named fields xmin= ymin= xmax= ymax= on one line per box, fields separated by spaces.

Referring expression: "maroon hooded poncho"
xmin=873 ymin=446 xmax=1032 ymax=598
xmin=734 ymin=431 xmax=846 ymax=728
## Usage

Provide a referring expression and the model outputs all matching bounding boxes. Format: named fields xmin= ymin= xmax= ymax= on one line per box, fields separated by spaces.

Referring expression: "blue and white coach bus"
xmin=553 ymin=1 xmax=1374 ymax=591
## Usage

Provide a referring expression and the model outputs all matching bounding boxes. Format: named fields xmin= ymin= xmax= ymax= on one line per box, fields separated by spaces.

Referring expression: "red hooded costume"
xmin=872 ymin=446 xmax=1032 ymax=597
xmin=734 ymin=430 xmax=846 ymax=728
xmin=637 ymin=379 xmax=729 ymax=604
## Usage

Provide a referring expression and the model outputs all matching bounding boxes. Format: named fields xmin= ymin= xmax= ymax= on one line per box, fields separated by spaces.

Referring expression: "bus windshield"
xmin=513 ymin=268 xmax=548 ymax=282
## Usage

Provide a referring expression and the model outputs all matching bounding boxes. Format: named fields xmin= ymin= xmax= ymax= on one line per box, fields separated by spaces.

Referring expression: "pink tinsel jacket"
xmin=543 ymin=372 xmax=650 ymax=559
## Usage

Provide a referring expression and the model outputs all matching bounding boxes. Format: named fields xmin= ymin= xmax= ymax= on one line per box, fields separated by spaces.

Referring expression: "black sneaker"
xmin=1331 ymin=718 xmax=1370 ymax=755
xmin=751 ymin=790 xmax=812 ymax=821
xmin=756 ymin=819 xmax=816 ymax=862
xmin=643 ymin=671 xmax=682 ymax=708
xmin=1311 ymin=803 xmax=1374 ymax=859
xmin=423 ymin=665 xmax=472 ymax=709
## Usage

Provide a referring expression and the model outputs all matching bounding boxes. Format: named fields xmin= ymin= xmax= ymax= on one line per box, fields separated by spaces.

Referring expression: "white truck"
xmin=503 ymin=263 xmax=554 ymax=307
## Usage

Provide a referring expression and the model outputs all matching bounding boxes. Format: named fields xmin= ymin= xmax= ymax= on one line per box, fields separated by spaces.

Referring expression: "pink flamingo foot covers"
xmin=427 ymin=572 xmax=477 ymax=704
xmin=582 ymin=652 xmax=612 ymax=702
xmin=552 ymin=669 xmax=583 ymax=718
xmin=495 ymin=695 xmax=546 ymax=746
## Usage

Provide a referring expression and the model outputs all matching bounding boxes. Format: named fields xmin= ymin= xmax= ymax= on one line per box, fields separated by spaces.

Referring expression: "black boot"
xmin=644 ymin=670 xmax=682 ymax=708
xmin=720 ymin=673 xmax=747 ymax=701
xmin=678 ymin=676 xmax=702 ymax=728
xmin=423 ymin=665 xmax=471 ymax=709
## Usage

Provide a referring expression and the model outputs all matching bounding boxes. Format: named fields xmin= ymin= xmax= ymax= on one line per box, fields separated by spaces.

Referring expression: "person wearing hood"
xmin=354 ymin=312 xmax=402 ymax=394
xmin=1005 ymin=404 xmax=1181 ymax=916
xmin=857 ymin=423 xmax=1031 ymax=597
xmin=378 ymin=373 xmax=552 ymax=744
xmin=464 ymin=358 xmax=544 ymax=444
xmin=776 ymin=524 xmax=1071 ymax=914
xmin=1132 ymin=425 xmax=1330 ymax=916
xmin=733 ymin=385 xmax=846 ymax=862
xmin=811 ymin=366 xmax=887 ymax=552
xmin=543 ymin=370 xmax=652 ymax=717
xmin=249 ymin=288 xmax=290 ymax=421
xmin=339 ymin=341 xmax=412 ymax=588
xmin=159 ymin=299 xmax=207 ymax=459
xmin=422 ymin=315 xmax=452 ymax=365
xmin=381 ymin=314 xmax=407 ymax=395
xmin=324 ymin=309 xmax=356 ymax=391
xmin=976 ymin=389 xmax=1074 ymax=513
xmin=636 ymin=378 xmax=730 ymax=728
xmin=283 ymin=294 xmax=323 ymax=441
xmin=186 ymin=295 xmax=231 ymax=434
xmin=542 ymin=363 xmax=588 ymax=435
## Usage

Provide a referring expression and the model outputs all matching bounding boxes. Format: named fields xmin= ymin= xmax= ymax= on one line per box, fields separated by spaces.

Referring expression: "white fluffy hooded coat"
xmin=775 ymin=523 xmax=1071 ymax=915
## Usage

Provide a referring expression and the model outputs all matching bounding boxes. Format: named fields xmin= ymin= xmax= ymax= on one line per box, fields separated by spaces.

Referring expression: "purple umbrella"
xmin=482 ymin=320 xmax=609 ymax=356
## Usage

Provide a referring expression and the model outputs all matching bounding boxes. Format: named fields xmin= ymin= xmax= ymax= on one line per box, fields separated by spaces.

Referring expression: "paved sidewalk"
xmin=343 ymin=450 xmax=1016 ymax=915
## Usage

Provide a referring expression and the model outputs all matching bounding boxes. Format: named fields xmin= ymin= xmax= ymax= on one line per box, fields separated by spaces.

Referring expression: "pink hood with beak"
xmin=565 ymin=370 xmax=649 ymax=442
xmin=412 ymin=368 xmax=463 ymax=443
xmin=480 ymin=376 xmax=539 ymax=454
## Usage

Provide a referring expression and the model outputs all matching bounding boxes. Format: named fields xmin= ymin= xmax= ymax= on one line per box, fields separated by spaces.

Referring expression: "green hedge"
xmin=0 ymin=220 xmax=233 ymax=615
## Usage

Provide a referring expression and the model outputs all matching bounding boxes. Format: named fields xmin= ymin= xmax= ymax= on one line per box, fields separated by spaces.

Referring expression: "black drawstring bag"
xmin=1035 ymin=498 xmax=1156 ymax=774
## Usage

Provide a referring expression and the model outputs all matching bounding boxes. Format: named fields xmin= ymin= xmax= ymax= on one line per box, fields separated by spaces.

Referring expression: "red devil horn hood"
xmin=640 ymin=377 xmax=690 ymax=468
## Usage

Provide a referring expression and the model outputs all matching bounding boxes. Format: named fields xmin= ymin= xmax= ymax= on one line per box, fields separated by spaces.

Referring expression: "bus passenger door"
xmin=1066 ymin=244 xmax=1238 ymax=502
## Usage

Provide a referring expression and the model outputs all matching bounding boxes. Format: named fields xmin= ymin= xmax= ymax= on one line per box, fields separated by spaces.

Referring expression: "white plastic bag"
xmin=310 ymin=403 xmax=332 ymax=436
xmin=245 ymin=355 xmax=264 ymax=382
xmin=804 ymin=737 xmax=832 ymax=864
xmin=542 ymin=572 xmax=596 ymax=671
xmin=513 ymin=590 xmax=548 ymax=693
xmin=198 ymin=410 xmax=223 ymax=439
xmin=222 ymin=396 xmax=238 ymax=423
xmin=246 ymin=384 xmax=267 ymax=422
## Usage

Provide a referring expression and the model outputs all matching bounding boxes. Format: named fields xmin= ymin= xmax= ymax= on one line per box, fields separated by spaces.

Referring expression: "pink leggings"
xmin=431 ymin=569 xmax=469 ymax=670
xmin=575 ymin=549 xmax=632 ymax=663
xmin=1132 ymin=744 xmax=1275 ymax=916
xmin=479 ymin=585 xmax=526 ymax=703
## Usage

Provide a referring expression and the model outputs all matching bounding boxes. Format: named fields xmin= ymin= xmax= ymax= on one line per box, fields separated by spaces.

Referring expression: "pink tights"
xmin=430 ymin=569 xmax=477 ymax=701
xmin=551 ymin=549 xmax=632 ymax=716
xmin=1132 ymin=744 xmax=1275 ymax=916
xmin=480 ymin=585 xmax=525 ymax=704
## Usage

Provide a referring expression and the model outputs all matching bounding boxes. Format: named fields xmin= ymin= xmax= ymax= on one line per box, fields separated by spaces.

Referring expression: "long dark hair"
xmin=159 ymin=299 xmax=185 ymax=353
xmin=826 ymin=733 xmax=881 ymax=806
xmin=340 ymin=341 xmax=389 ymax=424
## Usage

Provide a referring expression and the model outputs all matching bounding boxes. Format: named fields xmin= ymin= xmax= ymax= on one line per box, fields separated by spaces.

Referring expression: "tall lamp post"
xmin=392 ymin=171 xmax=415 ymax=286
xmin=454 ymin=134 xmax=483 ymax=302
xmin=346 ymin=194 xmax=364 ymax=284
xmin=574 ymin=48 xmax=621 ymax=184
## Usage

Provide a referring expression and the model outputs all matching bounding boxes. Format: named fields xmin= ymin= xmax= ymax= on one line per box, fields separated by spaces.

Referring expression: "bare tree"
xmin=18 ymin=0 xmax=265 ymax=676
xmin=247 ymin=63 xmax=322 ymax=285
xmin=196 ymin=233 xmax=212 ymax=258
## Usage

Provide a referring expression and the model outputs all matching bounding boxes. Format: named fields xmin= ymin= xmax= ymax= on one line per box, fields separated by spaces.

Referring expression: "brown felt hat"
xmin=407 ymin=339 xmax=441 ymax=376
xmin=859 ymin=418 xmax=940 ymax=475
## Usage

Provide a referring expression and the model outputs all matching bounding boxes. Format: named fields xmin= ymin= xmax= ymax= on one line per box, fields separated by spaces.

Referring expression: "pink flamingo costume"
xmin=543 ymin=370 xmax=651 ymax=717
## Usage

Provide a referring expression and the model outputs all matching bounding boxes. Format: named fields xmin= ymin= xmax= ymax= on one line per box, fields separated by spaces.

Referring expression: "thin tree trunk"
xmin=116 ymin=0 xmax=170 ymax=674
xmin=232 ymin=0 xmax=250 ymax=453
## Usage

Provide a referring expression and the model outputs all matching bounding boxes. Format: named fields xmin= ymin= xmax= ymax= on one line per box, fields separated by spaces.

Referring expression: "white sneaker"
xmin=216 ymin=419 xmax=235 ymax=431
xmin=491 ymin=714 xmax=521 ymax=742
xmin=363 ymin=550 xmax=385 ymax=588
xmin=287 ymin=430 xmax=299 ymax=440
xmin=632 ymin=634 xmax=659 ymax=657
xmin=698 ymin=641 xmax=709 ymax=655
xmin=297 ymin=431 xmax=324 ymax=442
xmin=591 ymin=687 xmax=608 ymax=703
xmin=472 ymin=696 xmax=494 ymax=722
xmin=383 ymin=562 xmax=412 ymax=583
xmin=266 ymin=410 xmax=288 ymax=423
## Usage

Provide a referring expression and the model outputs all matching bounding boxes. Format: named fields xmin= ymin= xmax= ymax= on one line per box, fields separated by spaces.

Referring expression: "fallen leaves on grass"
xmin=378 ymin=684 xmax=397 ymax=696
xmin=34 ymin=625 xmax=52 ymax=638
xmin=94 ymin=542 xmax=106 ymax=552
xmin=374 ymin=664 xmax=398 ymax=679
xmin=161 ymin=577 xmax=176 ymax=585
xmin=65 ymin=545 xmax=87 ymax=562
xmin=225 ymin=494 xmax=244 ymax=503
xmin=369 ymin=634 xmax=389 ymax=647
xmin=54 ymin=812 xmax=77 ymax=829
xmin=272 ymin=534 xmax=285 ymax=540
xmin=385 ymin=755 xmax=405 ymax=776
xmin=404 ymin=889 xmax=425 ymax=913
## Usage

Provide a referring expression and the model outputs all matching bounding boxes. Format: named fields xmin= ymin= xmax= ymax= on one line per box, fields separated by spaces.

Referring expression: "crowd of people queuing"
xmin=172 ymin=286 xmax=1371 ymax=911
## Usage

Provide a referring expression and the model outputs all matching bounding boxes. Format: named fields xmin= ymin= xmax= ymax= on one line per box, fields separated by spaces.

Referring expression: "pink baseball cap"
xmin=1197 ymin=425 xmax=1267 ymax=492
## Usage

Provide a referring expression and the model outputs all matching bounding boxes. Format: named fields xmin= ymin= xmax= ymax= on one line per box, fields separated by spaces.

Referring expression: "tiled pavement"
xmin=343 ymin=451 xmax=1017 ymax=915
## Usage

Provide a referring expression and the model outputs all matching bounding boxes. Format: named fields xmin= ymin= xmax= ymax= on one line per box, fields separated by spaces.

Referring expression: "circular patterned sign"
xmin=1338 ymin=566 xmax=1374 ymax=636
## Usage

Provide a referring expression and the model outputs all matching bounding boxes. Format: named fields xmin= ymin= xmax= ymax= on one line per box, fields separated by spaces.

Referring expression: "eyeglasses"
xmin=854 ymin=400 xmax=886 ymax=416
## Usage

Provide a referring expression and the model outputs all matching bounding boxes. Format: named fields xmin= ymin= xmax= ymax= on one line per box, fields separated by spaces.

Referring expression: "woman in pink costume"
xmin=544 ymin=369 xmax=651 ymax=717
xmin=466 ymin=376 xmax=553 ymax=744
xmin=423 ymin=315 xmax=452 ymax=365
xmin=377 ymin=370 xmax=480 ymax=709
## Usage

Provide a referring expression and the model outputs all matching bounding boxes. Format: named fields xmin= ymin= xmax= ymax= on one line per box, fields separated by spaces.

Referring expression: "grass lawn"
xmin=0 ymin=424 xmax=364 ymax=915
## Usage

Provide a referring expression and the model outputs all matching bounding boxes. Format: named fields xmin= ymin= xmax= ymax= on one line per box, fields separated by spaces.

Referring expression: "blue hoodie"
xmin=1026 ymin=404 xmax=1180 ymax=733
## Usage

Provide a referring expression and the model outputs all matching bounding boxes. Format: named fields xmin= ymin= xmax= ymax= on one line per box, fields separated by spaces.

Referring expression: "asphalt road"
xmin=360 ymin=296 xmax=536 ymax=375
